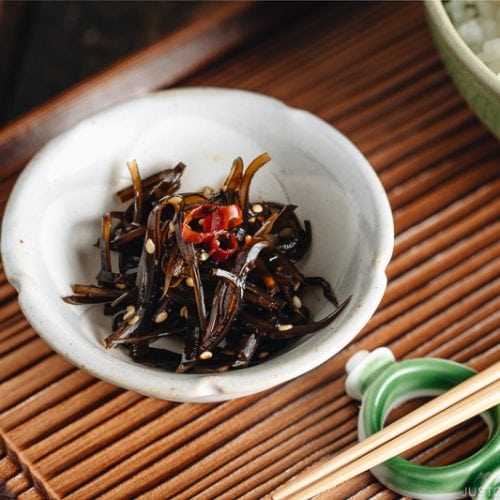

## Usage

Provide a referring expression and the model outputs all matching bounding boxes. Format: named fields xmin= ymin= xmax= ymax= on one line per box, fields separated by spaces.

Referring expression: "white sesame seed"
xmin=145 ymin=238 xmax=155 ymax=254
xmin=154 ymin=311 xmax=168 ymax=323
xmin=202 ymin=186 xmax=214 ymax=198
xmin=180 ymin=306 xmax=188 ymax=319
xmin=259 ymin=351 xmax=269 ymax=359
xmin=123 ymin=305 xmax=136 ymax=321
xmin=294 ymin=281 xmax=301 ymax=291
xmin=248 ymin=217 xmax=256 ymax=224
xmin=168 ymin=221 xmax=175 ymax=233
xmin=199 ymin=351 xmax=213 ymax=360
xmin=292 ymin=296 xmax=302 ymax=309
xmin=185 ymin=277 xmax=194 ymax=287
xmin=198 ymin=218 xmax=205 ymax=225
xmin=200 ymin=252 xmax=210 ymax=262
xmin=128 ymin=314 xmax=140 ymax=325
xmin=278 ymin=323 xmax=293 ymax=332
xmin=252 ymin=203 xmax=264 ymax=214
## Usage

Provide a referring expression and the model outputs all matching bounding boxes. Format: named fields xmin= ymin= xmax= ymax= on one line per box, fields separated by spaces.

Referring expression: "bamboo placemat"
xmin=0 ymin=2 xmax=499 ymax=498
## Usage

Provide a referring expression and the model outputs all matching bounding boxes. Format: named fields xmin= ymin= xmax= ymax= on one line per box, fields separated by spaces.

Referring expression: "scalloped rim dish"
xmin=1 ymin=88 xmax=394 ymax=402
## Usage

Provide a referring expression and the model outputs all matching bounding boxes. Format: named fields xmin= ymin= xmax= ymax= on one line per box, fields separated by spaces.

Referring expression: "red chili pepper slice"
xmin=225 ymin=205 xmax=243 ymax=228
xmin=209 ymin=230 xmax=238 ymax=262
xmin=182 ymin=204 xmax=242 ymax=244
xmin=181 ymin=204 xmax=214 ymax=244
xmin=202 ymin=204 xmax=242 ymax=233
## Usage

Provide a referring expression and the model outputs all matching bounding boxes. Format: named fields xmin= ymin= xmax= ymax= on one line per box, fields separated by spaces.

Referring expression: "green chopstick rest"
xmin=345 ymin=348 xmax=500 ymax=500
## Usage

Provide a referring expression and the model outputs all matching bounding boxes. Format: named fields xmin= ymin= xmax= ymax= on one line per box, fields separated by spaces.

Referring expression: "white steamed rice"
xmin=445 ymin=0 xmax=500 ymax=75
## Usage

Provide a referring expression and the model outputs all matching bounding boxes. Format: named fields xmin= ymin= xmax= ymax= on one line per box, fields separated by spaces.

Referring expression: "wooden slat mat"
xmin=1 ymin=2 xmax=499 ymax=498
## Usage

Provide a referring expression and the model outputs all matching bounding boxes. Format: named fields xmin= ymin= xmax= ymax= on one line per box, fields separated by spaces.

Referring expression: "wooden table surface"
xmin=0 ymin=2 xmax=499 ymax=498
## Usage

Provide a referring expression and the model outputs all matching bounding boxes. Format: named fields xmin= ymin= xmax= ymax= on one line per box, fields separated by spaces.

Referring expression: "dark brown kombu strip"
xmin=64 ymin=154 xmax=350 ymax=372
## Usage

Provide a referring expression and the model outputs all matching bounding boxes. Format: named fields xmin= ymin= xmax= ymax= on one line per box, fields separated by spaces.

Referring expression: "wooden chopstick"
xmin=272 ymin=361 xmax=500 ymax=499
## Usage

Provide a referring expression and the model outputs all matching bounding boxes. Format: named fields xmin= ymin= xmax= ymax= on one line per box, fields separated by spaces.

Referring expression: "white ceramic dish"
xmin=1 ymin=88 xmax=393 ymax=403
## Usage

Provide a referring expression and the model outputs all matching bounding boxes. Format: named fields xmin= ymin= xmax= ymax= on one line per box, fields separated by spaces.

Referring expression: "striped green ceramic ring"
xmin=345 ymin=348 xmax=500 ymax=500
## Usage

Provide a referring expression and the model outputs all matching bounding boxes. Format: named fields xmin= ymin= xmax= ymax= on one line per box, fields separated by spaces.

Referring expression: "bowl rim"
xmin=424 ymin=0 xmax=500 ymax=96
xmin=1 ymin=87 xmax=394 ymax=402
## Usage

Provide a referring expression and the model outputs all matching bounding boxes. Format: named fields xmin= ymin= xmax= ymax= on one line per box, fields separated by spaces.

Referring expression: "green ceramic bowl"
xmin=425 ymin=0 xmax=500 ymax=138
